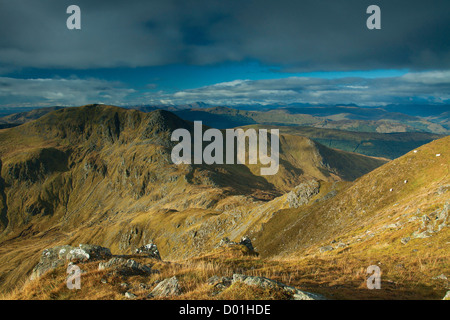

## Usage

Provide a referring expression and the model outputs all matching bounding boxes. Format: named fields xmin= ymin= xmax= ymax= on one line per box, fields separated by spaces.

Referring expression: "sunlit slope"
xmin=253 ymin=135 xmax=449 ymax=259
xmin=243 ymin=124 xmax=442 ymax=159
xmin=0 ymin=105 xmax=389 ymax=294
xmin=0 ymin=104 xmax=387 ymax=236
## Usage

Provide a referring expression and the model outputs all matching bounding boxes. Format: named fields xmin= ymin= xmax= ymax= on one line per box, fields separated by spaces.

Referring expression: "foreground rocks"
xmin=31 ymin=243 xmax=159 ymax=280
xmin=30 ymin=243 xmax=327 ymax=300
xmin=231 ymin=274 xmax=327 ymax=300
xmin=31 ymin=244 xmax=112 ymax=280
xmin=207 ymin=273 xmax=326 ymax=300
xmin=98 ymin=257 xmax=153 ymax=276
xmin=149 ymin=276 xmax=181 ymax=297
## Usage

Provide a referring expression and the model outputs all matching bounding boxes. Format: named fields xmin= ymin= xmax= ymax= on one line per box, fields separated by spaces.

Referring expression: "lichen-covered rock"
xmin=31 ymin=244 xmax=112 ymax=280
xmin=150 ymin=276 xmax=181 ymax=297
xmin=30 ymin=245 xmax=73 ymax=280
xmin=66 ymin=244 xmax=112 ymax=263
xmin=231 ymin=274 xmax=326 ymax=300
xmin=98 ymin=257 xmax=152 ymax=275
xmin=286 ymin=180 xmax=320 ymax=208
xmin=134 ymin=243 xmax=161 ymax=260
xmin=319 ymin=245 xmax=334 ymax=253
xmin=207 ymin=275 xmax=232 ymax=287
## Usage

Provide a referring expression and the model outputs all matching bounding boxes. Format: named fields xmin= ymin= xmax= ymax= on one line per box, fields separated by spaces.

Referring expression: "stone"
xmin=30 ymin=245 xmax=73 ymax=280
xmin=66 ymin=244 xmax=112 ymax=263
xmin=218 ymin=237 xmax=234 ymax=247
xmin=98 ymin=257 xmax=152 ymax=275
xmin=239 ymin=237 xmax=254 ymax=251
xmin=433 ymin=274 xmax=448 ymax=281
xmin=124 ymin=292 xmax=137 ymax=299
xmin=150 ymin=276 xmax=181 ymax=297
xmin=231 ymin=274 xmax=326 ymax=300
xmin=134 ymin=242 xmax=161 ymax=260
xmin=31 ymin=244 xmax=111 ymax=280
xmin=319 ymin=245 xmax=334 ymax=253
xmin=286 ymin=180 xmax=320 ymax=208
xmin=401 ymin=237 xmax=410 ymax=245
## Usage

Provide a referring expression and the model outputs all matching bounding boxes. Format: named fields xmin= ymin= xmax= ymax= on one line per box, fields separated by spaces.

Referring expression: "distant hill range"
xmin=1 ymin=104 xmax=446 ymax=159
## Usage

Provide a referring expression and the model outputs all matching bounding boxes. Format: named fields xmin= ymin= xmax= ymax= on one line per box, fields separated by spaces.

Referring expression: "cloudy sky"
xmin=0 ymin=0 xmax=449 ymax=108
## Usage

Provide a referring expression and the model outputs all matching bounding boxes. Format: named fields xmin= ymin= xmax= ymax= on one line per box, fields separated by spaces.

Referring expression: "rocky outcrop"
xmin=217 ymin=236 xmax=256 ymax=252
xmin=208 ymin=275 xmax=232 ymax=288
xmin=67 ymin=244 xmax=112 ymax=263
xmin=411 ymin=202 xmax=449 ymax=239
xmin=286 ymin=180 xmax=320 ymax=208
xmin=319 ymin=245 xmax=334 ymax=253
xmin=239 ymin=237 xmax=254 ymax=251
xmin=231 ymin=274 xmax=326 ymax=300
xmin=98 ymin=257 xmax=152 ymax=276
xmin=134 ymin=243 xmax=161 ymax=260
xmin=30 ymin=244 xmax=112 ymax=280
xmin=149 ymin=276 xmax=181 ymax=297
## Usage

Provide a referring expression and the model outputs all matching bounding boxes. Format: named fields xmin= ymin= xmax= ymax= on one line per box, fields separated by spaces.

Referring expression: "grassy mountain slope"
xmin=0 ymin=104 xmax=387 ymax=294
xmin=174 ymin=106 xmax=449 ymax=134
xmin=2 ymin=135 xmax=448 ymax=300
xmin=243 ymin=124 xmax=442 ymax=159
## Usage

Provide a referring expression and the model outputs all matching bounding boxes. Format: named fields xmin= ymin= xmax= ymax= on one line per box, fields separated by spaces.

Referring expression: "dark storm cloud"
xmin=0 ymin=0 xmax=449 ymax=71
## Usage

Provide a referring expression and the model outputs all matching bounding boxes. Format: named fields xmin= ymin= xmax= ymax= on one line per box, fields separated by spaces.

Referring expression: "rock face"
xmin=98 ymin=257 xmax=152 ymax=275
xmin=150 ymin=276 xmax=181 ymax=297
xmin=231 ymin=274 xmax=326 ymax=300
xmin=286 ymin=180 xmax=320 ymax=208
xmin=30 ymin=244 xmax=111 ymax=280
xmin=134 ymin=243 xmax=161 ymax=260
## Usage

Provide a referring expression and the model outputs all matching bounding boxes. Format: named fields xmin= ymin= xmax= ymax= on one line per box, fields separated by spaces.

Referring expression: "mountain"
xmin=0 ymin=107 xmax=64 ymax=129
xmin=243 ymin=124 xmax=442 ymax=159
xmin=0 ymin=104 xmax=390 ymax=294
xmin=173 ymin=105 xmax=449 ymax=134
xmin=1 ymin=122 xmax=448 ymax=300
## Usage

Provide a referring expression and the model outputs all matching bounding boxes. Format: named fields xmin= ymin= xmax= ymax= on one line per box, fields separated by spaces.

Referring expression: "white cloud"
xmin=0 ymin=77 xmax=135 ymax=107
xmin=154 ymin=72 xmax=450 ymax=106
